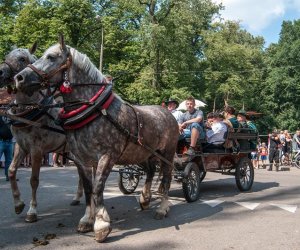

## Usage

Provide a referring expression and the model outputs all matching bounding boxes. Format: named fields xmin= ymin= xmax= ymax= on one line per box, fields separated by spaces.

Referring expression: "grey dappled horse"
xmin=0 ymin=45 xmax=83 ymax=223
xmin=15 ymin=35 xmax=179 ymax=242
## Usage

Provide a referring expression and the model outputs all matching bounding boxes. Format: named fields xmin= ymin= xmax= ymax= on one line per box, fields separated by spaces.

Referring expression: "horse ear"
xmin=58 ymin=33 xmax=67 ymax=51
xmin=29 ymin=41 xmax=38 ymax=54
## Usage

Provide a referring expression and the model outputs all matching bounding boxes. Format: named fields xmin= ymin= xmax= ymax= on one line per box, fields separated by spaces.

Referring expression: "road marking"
xmin=270 ymin=203 xmax=297 ymax=213
xmin=201 ymin=199 xmax=224 ymax=207
xmin=77 ymin=191 xmax=299 ymax=214
xmin=235 ymin=202 xmax=260 ymax=210
xmin=169 ymin=198 xmax=185 ymax=205
xmin=104 ymin=191 xmax=123 ymax=197
xmin=41 ymin=185 xmax=58 ymax=188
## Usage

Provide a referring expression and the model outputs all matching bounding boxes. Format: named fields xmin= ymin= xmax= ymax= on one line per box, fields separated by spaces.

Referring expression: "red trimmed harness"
xmin=26 ymin=54 xmax=114 ymax=130
xmin=61 ymin=91 xmax=115 ymax=130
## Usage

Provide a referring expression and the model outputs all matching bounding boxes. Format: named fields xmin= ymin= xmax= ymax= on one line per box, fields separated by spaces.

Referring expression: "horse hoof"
xmin=154 ymin=211 xmax=167 ymax=220
xmin=70 ymin=200 xmax=80 ymax=206
xmin=139 ymin=202 xmax=150 ymax=210
xmin=15 ymin=203 xmax=25 ymax=214
xmin=154 ymin=207 xmax=169 ymax=220
xmin=25 ymin=214 xmax=37 ymax=223
xmin=95 ymin=227 xmax=112 ymax=243
xmin=139 ymin=194 xmax=151 ymax=210
xmin=77 ymin=223 xmax=93 ymax=233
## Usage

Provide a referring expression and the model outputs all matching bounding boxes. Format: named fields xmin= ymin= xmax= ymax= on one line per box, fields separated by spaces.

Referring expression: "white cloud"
xmin=214 ymin=0 xmax=300 ymax=33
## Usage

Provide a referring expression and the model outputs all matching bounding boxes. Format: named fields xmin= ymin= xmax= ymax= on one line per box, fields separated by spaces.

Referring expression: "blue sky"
xmin=215 ymin=0 xmax=300 ymax=47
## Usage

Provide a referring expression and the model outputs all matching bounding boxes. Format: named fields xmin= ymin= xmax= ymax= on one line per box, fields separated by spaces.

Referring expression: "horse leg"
xmin=76 ymin=163 xmax=94 ymax=233
xmin=93 ymin=154 xmax=114 ymax=243
xmin=139 ymin=161 xmax=156 ymax=210
xmin=9 ymin=144 xmax=26 ymax=214
xmin=25 ymin=152 xmax=43 ymax=223
xmin=155 ymin=155 xmax=173 ymax=220
xmin=70 ymin=163 xmax=83 ymax=206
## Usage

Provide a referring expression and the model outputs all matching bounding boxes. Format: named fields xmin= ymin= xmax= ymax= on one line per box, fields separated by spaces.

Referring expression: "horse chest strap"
xmin=135 ymin=111 xmax=143 ymax=145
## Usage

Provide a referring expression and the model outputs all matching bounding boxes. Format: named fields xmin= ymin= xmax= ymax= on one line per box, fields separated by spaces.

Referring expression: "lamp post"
xmin=99 ymin=27 xmax=104 ymax=72
xmin=96 ymin=15 xmax=104 ymax=71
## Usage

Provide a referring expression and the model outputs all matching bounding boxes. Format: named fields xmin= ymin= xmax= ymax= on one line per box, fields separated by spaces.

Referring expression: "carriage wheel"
xmin=118 ymin=165 xmax=140 ymax=194
xmin=182 ymin=162 xmax=201 ymax=202
xmin=235 ymin=157 xmax=254 ymax=191
xmin=199 ymin=171 xmax=206 ymax=182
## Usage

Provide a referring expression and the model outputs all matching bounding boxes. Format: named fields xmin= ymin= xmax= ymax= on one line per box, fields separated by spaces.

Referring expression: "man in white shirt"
xmin=204 ymin=112 xmax=227 ymax=152
xmin=165 ymin=98 xmax=182 ymax=123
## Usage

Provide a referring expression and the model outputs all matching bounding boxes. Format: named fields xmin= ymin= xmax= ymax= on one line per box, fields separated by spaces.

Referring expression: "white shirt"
xmin=207 ymin=121 xmax=227 ymax=145
xmin=171 ymin=109 xmax=183 ymax=123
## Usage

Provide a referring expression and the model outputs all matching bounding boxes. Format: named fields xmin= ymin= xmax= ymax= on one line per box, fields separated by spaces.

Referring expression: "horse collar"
xmin=59 ymin=84 xmax=114 ymax=130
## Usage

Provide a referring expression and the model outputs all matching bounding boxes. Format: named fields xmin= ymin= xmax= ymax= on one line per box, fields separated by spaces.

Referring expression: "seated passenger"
xmin=237 ymin=109 xmax=258 ymax=132
xmin=203 ymin=112 xmax=228 ymax=152
xmin=165 ymin=98 xmax=182 ymax=123
xmin=237 ymin=109 xmax=258 ymax=150
xmin=178 ymin=96 xmax=205 ymax=156
xmin=224 ymin=106 xmax=240 ymax=130
xmin=237 ymin=109 xmax=249 ymax=129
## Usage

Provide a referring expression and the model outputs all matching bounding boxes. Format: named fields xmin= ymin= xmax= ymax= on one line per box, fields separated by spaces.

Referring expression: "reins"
xmin=99 ymin=104 xmax=174 ymax=167
xmin=11 ymin=49 xmax=174 ymax=167
xmin=0 ymin=109 xmax=65 ymax=134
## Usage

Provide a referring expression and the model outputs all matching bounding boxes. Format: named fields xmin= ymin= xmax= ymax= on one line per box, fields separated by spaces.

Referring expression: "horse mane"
xmin=69 ymin=47 xmax=104 ymax=83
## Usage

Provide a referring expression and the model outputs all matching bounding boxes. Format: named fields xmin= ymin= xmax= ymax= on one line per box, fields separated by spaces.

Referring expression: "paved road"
xmin=1 ymin=165 xmax=300 ymax=249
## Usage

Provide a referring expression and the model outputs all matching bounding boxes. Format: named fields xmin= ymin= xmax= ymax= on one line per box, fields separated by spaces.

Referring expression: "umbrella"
xmin=178 ymin=99 xmax=207 ymax=110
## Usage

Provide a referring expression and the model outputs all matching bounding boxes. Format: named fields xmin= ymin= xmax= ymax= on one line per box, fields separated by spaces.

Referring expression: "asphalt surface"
xmin=0 ymin=165 xmax=300 ymax=250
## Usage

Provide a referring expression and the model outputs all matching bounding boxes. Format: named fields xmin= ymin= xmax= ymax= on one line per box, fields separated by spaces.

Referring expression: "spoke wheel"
xmin=182 ymin=162 xmax=201 ymax=202
xmin=118 ymin=165 xmax=140 ymax=194
xmin=293 ymin=155 xmax=300 ymax=169
xmin=235 ymin=157 xmax=254 ymax=191
xmin=199 ymin=171 xmax=206 ymax=182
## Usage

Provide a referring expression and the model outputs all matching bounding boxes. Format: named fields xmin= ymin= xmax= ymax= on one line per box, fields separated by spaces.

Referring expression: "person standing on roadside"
xmin=292 ymin=130 xmax=300 ymax=152
xmin=0 ymin=116 xmax=14 ymax=181
xmin=259 ymin=142 xmax=268 ymax=168
xmin=268 ymin=131 xmax=281 ymax=171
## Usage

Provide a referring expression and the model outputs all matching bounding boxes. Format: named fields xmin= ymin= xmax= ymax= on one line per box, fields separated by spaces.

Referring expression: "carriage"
xmin=118 ymin=128 xmax=258 ymax=202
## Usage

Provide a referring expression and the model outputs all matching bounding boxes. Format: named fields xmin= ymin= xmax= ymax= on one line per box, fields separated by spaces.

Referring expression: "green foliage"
xmin=261 ymin=20 xmax=300 ymax=132
xmin=1 ymin=0 xmax=300 ymax=134
xmin=201 ymin=21 xmax=265 ymax=110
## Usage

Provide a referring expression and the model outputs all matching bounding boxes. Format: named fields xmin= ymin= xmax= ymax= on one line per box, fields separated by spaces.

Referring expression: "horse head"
xmin=0 ymin=42 xmax=37 ymax=90
xmin=15 ymin=34 xmax=106 ymax=98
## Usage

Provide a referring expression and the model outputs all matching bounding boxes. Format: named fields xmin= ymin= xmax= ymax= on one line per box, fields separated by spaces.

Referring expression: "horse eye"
xmin=47 ymin=55 xmax=55 ymax=61
xmin=19 ymin=57 xmax=26 ymax=62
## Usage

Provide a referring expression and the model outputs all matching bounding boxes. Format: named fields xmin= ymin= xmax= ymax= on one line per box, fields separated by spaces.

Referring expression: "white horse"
xmin=15 ymin=35 xmax=178 ymax=242
xmin=0 ymin=44 xmax=83 ymax=223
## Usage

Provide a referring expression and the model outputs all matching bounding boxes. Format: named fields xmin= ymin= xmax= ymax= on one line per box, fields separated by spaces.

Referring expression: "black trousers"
xmin=269 ymin=149 xmax=279 ymax=163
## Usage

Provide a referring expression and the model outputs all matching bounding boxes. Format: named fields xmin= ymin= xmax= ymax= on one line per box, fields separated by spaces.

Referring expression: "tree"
xmin=0 ymin=0 xmax=26 ymax=58
xmin=201 ymin=21 xmax=265 ymax=113
xmin=103 ymin=0 xmax=221 ymax=104
xmin=11 ymin=0 xmax=99 ymax=58
xmin=262 ymin=20 xmax=300 ymax=131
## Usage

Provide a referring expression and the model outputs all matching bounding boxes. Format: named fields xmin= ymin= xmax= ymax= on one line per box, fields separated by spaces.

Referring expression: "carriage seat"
xmin=202 ymin=130 xmax=230 ymax=153
xmin=227 ymin=130 xmax=258 ymax=152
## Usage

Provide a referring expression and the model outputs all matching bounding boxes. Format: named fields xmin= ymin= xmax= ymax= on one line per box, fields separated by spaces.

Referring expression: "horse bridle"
xmin=1 ymin=61 xmax=20 ymax=94
xmin=1 ymin=61 xmax=17 ymax=79
xmin=26 ymin=54 xmax=72 ymax=88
